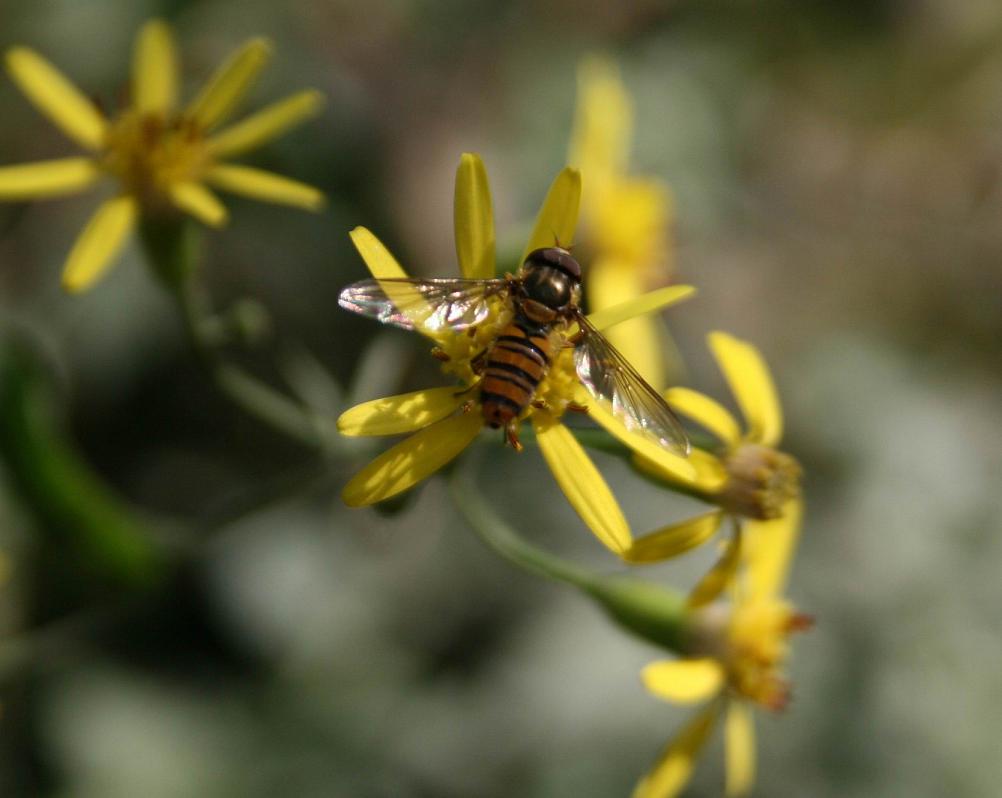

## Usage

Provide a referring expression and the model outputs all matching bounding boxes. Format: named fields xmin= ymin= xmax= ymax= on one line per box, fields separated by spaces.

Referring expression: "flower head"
xmin=569 ymin=57 xmax=675 ymax=389
xmin=1 ymin=19 xmax=324 ymax=292
xmin=338 ymin=153 xmax=695 ymax=557
xmin=634 ymin=505 xmax=811 ymax=797
xmin=625 ymin=332 xmax=803 ymax=563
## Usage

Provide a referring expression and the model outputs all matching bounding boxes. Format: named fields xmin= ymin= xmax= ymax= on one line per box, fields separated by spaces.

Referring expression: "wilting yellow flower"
xmin=338 ymin=153 xmax=696 ymax=557
xmin=634 ymin=513 xmax=811 ymax=798
xmin=625 ymin=332 xmax=802 ymax=563
xmin=569 ymin=57 xmax=675 ymax=389
xmin=0 ymin=19 xmax=324 ymax=292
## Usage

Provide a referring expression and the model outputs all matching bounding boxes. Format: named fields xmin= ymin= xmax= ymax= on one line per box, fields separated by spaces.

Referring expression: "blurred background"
xmin=2 ymin=0 xmax=1002 ymax=795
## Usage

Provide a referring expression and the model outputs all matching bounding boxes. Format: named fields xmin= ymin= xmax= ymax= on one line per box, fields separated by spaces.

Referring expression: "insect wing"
xmin=573 ymin=315 xmax=690 ymax=456
xmin=338 ymin=278 xmax=508 ymax=333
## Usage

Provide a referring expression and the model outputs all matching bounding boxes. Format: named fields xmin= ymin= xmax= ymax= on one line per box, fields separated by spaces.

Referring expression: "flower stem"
xmin=449 ymin=469 xmax=594 ymax=589
xmin=450 ymin=467 xmax=692 ymax=654
xmin=141 ymin=217 xmax=334 ymax=451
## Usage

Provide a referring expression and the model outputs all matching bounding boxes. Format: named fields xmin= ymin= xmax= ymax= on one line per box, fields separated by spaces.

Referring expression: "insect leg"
xmin=469 ymin=349 xmax=488 ymax=375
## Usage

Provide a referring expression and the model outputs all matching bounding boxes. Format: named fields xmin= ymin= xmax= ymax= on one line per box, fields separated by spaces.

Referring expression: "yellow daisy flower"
xmin=633 ymin=510 xmax=811 ymax=798
xmin=338 ymin=153 xmax=696 ymax=557
xmin=0 ymin=19 xmax=325 ymax=292
xmin=569 ymin=57 xmax=675 ymax=389
xmin=624 ymin=331 xmax=802 ymax=563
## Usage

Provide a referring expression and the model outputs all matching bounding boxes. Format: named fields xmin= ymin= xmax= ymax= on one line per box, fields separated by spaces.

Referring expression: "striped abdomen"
xmin=481 ymin=320 xmax=553 ymax=428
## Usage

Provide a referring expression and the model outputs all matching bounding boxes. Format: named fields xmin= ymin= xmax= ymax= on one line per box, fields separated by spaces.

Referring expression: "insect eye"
xmin=524 ymin=266 xmax=571 ymax=308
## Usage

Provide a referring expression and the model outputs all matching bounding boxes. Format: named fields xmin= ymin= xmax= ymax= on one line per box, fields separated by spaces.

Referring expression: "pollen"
xmin=435 ymin=296 xmax=512 ymax=385
xmin=725 ymin=598 xmax=811 ymax=711
xmin=533 ymin=344 xmax=580 ymax=417
xmin=433 ymin=298 xmax=582 ymax=422
xmin=102 ymin=110 xmax=210 ymax=208
xmin=719 ymin=443 xmax=802 ymax=520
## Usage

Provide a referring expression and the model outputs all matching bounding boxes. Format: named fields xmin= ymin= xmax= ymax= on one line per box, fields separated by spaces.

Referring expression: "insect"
xmin=338 ymin=247 xmax=690 ymax=456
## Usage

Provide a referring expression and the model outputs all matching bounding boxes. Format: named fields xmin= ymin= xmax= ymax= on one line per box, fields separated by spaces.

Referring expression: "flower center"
xmin=725 ymin=599 xmax=812 ymax=711
xmin=719 ymin=443 xmax=802 ymax=520
xmin=102 ymin=110 xmax=210 ymax=208
xmin=434 ymin=299 xmax=580 ymax=420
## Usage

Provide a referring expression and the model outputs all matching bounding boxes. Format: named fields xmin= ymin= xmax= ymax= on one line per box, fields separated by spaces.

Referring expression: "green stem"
xmin=450 ymin=469 xmax=692 ymax=655
xmin=449 ymin=470 xmax=594 ymax=590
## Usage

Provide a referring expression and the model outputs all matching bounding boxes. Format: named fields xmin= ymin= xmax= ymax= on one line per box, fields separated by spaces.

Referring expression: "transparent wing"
xmin=338 ymin=277 xmax=509 ymax=333
xmin=573 ymin=314 xmax=691 ymax=456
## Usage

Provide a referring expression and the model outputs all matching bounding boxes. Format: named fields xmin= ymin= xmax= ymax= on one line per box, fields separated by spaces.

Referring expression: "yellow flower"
xmin=625 ymin=331 xmax=802 ymax=563
xmin=633 ymin=510 xmax=811 ymax=798
xmin=0 ymin=19 xmax=325 ymax=292
xmin=569 ymin=57 xmax=675 ymax=389
xmin=338 ymin=153 xmax=696 ymax=557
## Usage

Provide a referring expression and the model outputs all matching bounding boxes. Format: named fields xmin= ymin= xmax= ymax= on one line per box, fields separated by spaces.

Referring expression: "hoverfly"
xmin=338 ymin=246 xmax=689 ymax=456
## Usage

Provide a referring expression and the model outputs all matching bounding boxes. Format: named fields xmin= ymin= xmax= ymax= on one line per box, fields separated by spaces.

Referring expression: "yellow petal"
xmin=0 ymin=157 xmax=101 ymax=199
xmin=133 ymin=19 xmax=177 ymax=115
xmin=341 ymin=411 xmax=481 ymax=506
xmin=584 ymin=387 xmax=696 ymax=484
xmin=586 ymin=256 xmax=642 ymax=313
xmin=5 ymin=47 xmax=107 ymax=150
xmin=687 ymin=524 xmax=743 ymax=608
xmin=708 ymin=331 xmax=783 ymax=446
xmin=61 ymin=196 xmax=136 ymax=293
xmin=207 ymin=90 xmax=325 ymax=158
xmin=205 ymin=164 xmax=324 ymax=211
xmin=642 ymin=659 xmax=726 ymax=704
xmin=453 ymin=152 xmax=496 ymax=279
xmin=568 ymin=56 xmax=632 ymax=201
xmin=633 ymin=447 xmax=727 ymax=493
xmin=520 ymin=167 xmax=581 ymax=264
xmin=349 ymin=226 xmax=407 ymax=279
xmin=746 ymin=497 xmax=803 ymax=600
xmin=590 ymin=178 xmax=672 ymax=265
xmin=632 ymin=703 xmax=720 ymax=798
xmin=624 ymin=511 xmax=724 ymax=564
xmin=725 ymin=701 xmax=756 ymax=797
xmin=586 ymin=284 xmax=695 ymax=332
xmin=185 ymin=38 xmax=272 ymax=130
xmin=338 ymin=387 xmax=462 ymax=436
xmin=532 ymin=412 xmax=630 ymax=554
xmin=347 ymin=226 xmax=441 ymax=339
xmin=168 ymin=181 xmax=228 ymax=227
xmin=664 ymin=387 xmax=741 ymax=448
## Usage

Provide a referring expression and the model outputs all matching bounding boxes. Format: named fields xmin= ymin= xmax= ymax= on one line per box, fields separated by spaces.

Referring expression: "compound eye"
xmin=525 ymin=267 xmax=571 ymax=308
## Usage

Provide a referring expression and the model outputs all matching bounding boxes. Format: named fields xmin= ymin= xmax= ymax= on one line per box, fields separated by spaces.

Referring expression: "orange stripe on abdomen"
xmin=480 ymin=322 xmax=551 ymax=428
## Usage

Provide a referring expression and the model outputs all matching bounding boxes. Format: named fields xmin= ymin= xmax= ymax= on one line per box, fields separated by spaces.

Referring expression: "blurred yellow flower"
xmin=625 ymin=332 xmax=802 ymax=563
xmin=569 ymin=57 xmax=675 ymax=389
xmin=634 ymin=514 xmax=811 ymax=798
xmin=0 ymin=19 xmax=325 ymax=292
xmin=338 ymin=153 xmax=696 ymax=557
